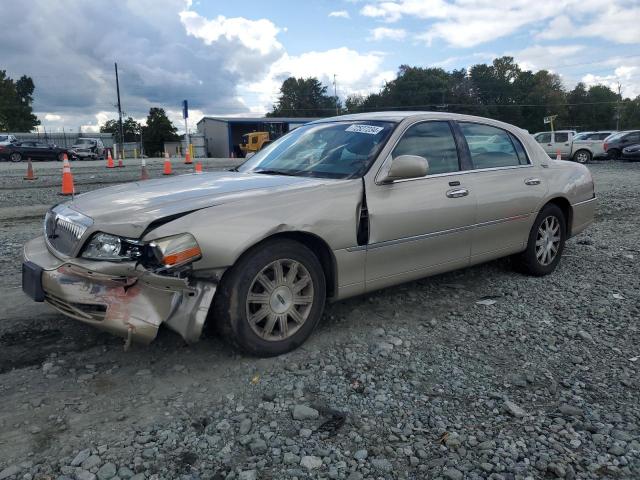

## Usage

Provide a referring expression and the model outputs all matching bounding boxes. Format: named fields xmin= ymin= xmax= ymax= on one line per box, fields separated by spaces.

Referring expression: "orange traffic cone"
xmin=23 ymin=158 xmax=37 ymax=180
xmin=106 ymin=150 xmax=115 ymax=168
xmin=162 ymin=152 xmax=172 ymax=175
xmin=60 ymin=155 xmax=75 ymax=196
xmin=140 ymin=158 xmax=150 ymax=180
xmin=194 ymin=161 xmax=203 ymax=174
xmin=556 ymin=149 xmax=561 ymax=161
xmin=184 ymin=151 xmax=192 ymax=165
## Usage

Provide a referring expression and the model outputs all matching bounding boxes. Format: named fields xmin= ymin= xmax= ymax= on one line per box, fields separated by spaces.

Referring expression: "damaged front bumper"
xmin=22 ymin=236 xmax=216 ymax=345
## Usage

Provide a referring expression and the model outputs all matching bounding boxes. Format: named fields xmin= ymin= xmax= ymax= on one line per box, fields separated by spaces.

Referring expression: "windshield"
xmin=0 ymin=135 xmax=7 ymax=142
xmin=237 ymin=121 xmax=395 ymax=179
xmin=75 ymin=139 xmax=95 ymax=145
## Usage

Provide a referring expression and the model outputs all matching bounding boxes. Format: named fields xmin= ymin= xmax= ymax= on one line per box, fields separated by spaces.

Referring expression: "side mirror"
xmin=379 ymin=155 xmax=429 ymax=183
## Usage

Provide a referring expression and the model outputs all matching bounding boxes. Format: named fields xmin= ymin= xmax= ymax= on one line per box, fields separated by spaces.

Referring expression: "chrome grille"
xmin=44 ymin=205 xmax=93 ymax=256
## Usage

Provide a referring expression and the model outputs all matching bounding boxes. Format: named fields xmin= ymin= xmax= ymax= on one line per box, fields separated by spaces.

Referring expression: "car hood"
xmin=66 ymin=171 xmax=328 ymax=235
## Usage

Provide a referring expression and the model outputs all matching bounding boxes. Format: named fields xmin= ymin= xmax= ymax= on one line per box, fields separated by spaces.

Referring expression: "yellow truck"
xmin=239 ymin=132 xmax=270 ymax=156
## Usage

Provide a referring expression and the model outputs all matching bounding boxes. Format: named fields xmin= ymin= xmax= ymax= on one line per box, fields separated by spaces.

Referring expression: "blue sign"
xmin=182 ymin=100 xmax=188 ymax=119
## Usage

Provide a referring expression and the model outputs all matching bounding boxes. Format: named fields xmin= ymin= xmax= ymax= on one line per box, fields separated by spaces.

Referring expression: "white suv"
xmin=570 ymin=131 xmax=616 ymax=163
xmin=532 ymin=130 xmax=577 ymax=159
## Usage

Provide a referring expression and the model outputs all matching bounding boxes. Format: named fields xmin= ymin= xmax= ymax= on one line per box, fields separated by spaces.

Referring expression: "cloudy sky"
xmin=2 ymin=0 xmax=639 ymax=133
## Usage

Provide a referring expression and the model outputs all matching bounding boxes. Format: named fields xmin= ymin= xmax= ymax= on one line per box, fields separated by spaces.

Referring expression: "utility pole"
xmin=616 ymin=83 xmax=622 ymax=131
xmin=333 ymin=74 xmax=339 ymax=116
xmin=114 ymin=62 xmax=125 ymax=159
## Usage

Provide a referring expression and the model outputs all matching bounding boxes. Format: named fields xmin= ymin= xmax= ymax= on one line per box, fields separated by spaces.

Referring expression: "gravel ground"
xmin=0 ymin=160 xmax=638 ymax=480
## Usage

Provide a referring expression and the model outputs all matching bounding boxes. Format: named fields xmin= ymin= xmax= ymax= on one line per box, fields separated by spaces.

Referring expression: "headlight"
xmin=149 ymin=233 xmax=202 ymax=268
xmin=81 ymin=232 xmax=143 ymax=261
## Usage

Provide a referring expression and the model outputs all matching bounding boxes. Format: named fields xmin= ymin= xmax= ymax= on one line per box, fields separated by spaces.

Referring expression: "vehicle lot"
xmin=0 ymin=160 xmax=638 ymax=479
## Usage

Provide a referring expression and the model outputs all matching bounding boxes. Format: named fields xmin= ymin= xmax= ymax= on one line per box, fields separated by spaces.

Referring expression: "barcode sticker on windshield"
xmin=346 ymin=124 xmax=384 ymax=135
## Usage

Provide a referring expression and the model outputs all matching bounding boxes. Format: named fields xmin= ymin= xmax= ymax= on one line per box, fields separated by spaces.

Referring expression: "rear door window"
xmin=458 ymin=122 xmax=523 ymax=169
xmin=554 ymin=132 xmax=569 ymax=143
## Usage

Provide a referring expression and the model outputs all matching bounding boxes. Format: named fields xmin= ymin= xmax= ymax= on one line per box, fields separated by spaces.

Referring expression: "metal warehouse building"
xmin=196 ymin=117 xmax=318 ymax=158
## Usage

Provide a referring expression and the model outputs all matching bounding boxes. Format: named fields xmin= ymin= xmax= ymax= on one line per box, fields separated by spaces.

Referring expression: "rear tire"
xmin=57 ymin=152 xmax=65 ymax=162
xmin=514 ymin=204 xmax=566 ymax=276
xmin=608 ymin=149 xmax=621 ymax=160
xmin=211 ymin=239 xmax=326 ymax=357
xmin=573 ymin=149 xmax=591 ymax=164
xmin=9 ymin=152 xmax=22 ymax=163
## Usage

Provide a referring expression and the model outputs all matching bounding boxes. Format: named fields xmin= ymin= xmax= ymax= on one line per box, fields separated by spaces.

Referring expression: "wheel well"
xmin=546 ymin=197 xmax=573 ymax=236
xmin=248 ymin=231 xmax=337 ymax=299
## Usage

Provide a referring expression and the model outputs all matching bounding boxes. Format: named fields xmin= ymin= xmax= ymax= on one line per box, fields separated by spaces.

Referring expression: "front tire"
xmin=573 ymin=149 xmax=591 ymax=164
xmin=57 ymin=152 xmax=65 ymax=162
xmin=211 ymin=239 xmax=326 ymax=356
xmin=514 ymin=204 xmax=566 ymax=276
xmin=9 ymin=152 xmax=22 ymax=163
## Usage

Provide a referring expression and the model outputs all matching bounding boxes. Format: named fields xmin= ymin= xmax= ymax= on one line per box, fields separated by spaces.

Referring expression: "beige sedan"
xmin=22 ymin=112 xmax=596 ymax=356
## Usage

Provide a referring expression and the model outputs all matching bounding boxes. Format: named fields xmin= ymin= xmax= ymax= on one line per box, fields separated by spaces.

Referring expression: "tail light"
xmin=603 ymin=142 xmax=608 ymax=151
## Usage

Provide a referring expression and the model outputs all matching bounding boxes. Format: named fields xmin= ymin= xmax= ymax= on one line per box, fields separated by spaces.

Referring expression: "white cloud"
xmin=582 ymin=66 xmax=640 ymax=98
xmin=361 ymin=0 xmax=638 ymax=47
xmin=179 ymin=12 xmax=283 ymax=56
xmin=44 ymin=113 xmax=62 ymax=121
xmin=329 ymin=10 xmax=350 ymax=19
xmin=241 ymin=48 xmax=395 ymax=114
xmin=537 ymin=6 xmax=640 ymax=44
xmin=511 ymin=44 xmax=586 ymax=72
xmin=369 ymin=27 xmax=406 ymax=41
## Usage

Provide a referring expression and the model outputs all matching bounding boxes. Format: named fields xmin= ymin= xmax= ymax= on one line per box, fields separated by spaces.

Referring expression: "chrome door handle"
xmin=446 ymin=188 xmax=469 ymax=198
xmin=525 ymin=177 xmax=541 ymax=185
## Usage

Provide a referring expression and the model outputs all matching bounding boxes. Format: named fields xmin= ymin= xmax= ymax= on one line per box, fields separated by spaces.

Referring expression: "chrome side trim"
xmin=346 ymin=213 xmax=530 ymax=252
xmin=571 ymin=196 xmax=597 ymax=207
xmin=374 ymin=163 xmax=534 ymax=185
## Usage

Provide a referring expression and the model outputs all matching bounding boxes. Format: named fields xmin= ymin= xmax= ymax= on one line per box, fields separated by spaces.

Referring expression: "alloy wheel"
xmin=575 ymin=151 xmax=589 ymax=163
xmin=535 ymin=216 xmax=561 ymax=266
xmin=246 ymin=259 xmax=314 ymax=341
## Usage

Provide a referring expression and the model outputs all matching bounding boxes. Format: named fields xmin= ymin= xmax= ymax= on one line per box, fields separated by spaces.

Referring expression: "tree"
xmin=100 ymin=117 xmax=142 ymax=143
xmin=620 ymin=95 xmax=640 ymax=130
xmin=141 ymin=108 xmax=179 ymax=156
xmin=268 ymin=77 xmax=338 ymax=117
xmin=0 ymin=70 xmax=39 ymax=131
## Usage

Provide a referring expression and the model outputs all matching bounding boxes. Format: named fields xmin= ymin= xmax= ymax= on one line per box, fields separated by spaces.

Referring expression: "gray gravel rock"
xmin=504 ymin=400 xmax=527 ymax=417
xmin=292 ymin=405 xmax=319 ymax=420
xmin=300 ymin=456 xmax=323 ymax=470
xmin=96 ymin=463 xmax=117 ymax=480
xmin=443 ymin=467 xmax=463 ymax=480
xmin=0 ymin=466 xmax=20 ymax=480
xmin=70 ymin=449 xmax=92 ymax=467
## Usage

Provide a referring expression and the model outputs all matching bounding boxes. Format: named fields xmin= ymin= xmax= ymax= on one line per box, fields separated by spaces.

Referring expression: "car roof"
xmin=309 ymin=111 xmax=533 ymax=132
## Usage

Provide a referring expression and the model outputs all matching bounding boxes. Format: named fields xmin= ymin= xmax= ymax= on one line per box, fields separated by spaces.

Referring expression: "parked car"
xmin=22 ymin=112 xmax=596 ymax=356
xmin=621 ymin=143 xmax=640 ymax=161
xmin=604 ymin=130 xmax=640 ymax=159
xmin=0 ymin=134 xmax=18 ymax=146
xmin=0 ymin=141 xmax=76 ymax=162
xmin=71 ymin=137 xmax=105 ymax=160
xmin=570 ymin=131 xmax=616 ymax=163
xmin=532 ymin=130 xmax=577 ymax=159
